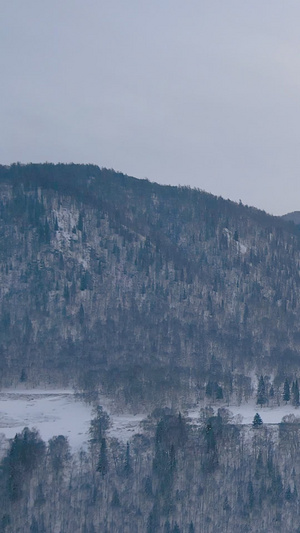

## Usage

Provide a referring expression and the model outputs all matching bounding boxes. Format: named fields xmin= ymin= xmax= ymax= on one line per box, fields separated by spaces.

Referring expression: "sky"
xmin=1 ymin=1 xmax=300 ymax=215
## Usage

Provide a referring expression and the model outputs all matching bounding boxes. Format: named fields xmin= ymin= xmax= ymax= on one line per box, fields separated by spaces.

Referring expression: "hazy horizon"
xmin=1 ymin=2 xmax=300 ymax=216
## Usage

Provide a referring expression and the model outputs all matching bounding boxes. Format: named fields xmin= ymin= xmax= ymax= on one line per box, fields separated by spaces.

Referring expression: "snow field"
xmin=188 ymin=400 xmax=300 ymax=426
xmin=0 ymin=389 xmax=145 ymax=452
xmin=1 ymin=388 xmax=295 ymax=457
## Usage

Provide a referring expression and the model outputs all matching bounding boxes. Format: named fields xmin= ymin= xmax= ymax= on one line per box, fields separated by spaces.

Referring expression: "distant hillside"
xmin=282 ymin=211 xmax=300 ymax=225
xmin=1 ymin=163 xmax=300 ymax=407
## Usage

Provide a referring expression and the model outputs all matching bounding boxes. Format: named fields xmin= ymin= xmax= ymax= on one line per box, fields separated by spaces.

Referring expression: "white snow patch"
xmin=222 ymin=228 xmax=247 ymax=254
xmin=227 ymin=402 xmax=300 ymax=425
xmin=0 ymin=389 xmax=146 ymax=452
xmin=188 ymin=401 xmax=300 ymax=425
xmin=238 ymin=242 xmax=247 ymax=254
xmin=0 ymin=390 xmax=93 ymax=451
xmin=108 ymin=414 xmax=145 ymax=442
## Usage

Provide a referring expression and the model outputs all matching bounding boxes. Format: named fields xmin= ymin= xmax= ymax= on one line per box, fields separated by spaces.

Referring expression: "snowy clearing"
xmin=108 ymin=413 xmax=146 ymax=441
xmin=188 ymin=401 xmax=300 ymax=425
xmin=0 ymin=390 xmax=93 ymax=451
xmin=0 ymin=389 xmax=146 ymax=453
xmin=5 ymin=388 xmax=297 ymax=455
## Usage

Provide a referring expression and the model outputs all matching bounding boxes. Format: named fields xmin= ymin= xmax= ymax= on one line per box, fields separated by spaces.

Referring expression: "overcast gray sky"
xmin=1 ymin=1 xmax=300 ymax=215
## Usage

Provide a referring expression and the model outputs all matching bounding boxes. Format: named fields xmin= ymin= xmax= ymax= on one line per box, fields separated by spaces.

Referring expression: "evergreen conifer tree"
xmin=97 ymin=438 xmax=108 ymax=476
xmin=216 ymin=385 xmax=223 ymax=400
xmin=253 ymin=413 xmax=263 ymax=427
xmin=283 ymin=379 xmax=290 ymax=404
xmin=248 ymin=480 xmax=255 ymax=508
xmin=293 ymin=379 xmax=299 ymax=406
xmin=124 ymin=441 xmax=132 ymax=476
xmin=111 ymin=488 xmax=120 ymax=507
xmin=164 ymin=521 xmax=171 ymax=533
xmin=169 ymin=444 xmax=176 ymax=471
xmin=257 ymin=375 xmax=267 ymax=407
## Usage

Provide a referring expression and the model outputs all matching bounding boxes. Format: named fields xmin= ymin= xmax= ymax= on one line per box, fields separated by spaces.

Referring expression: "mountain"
xmin=2 ymin=163 xmax=300 ymax=531
xmin=1 ymin=163 xmax=300 ymax=408
xmin=282 ymin=211 xmax=300 ymax=225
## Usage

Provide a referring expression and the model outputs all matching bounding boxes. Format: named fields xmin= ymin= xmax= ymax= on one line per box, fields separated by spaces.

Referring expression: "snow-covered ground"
xmin=4 ymin=388 xmax=297 ymax=456
xmin=188 ymin=401 xmax=300 ymax=425
xmin=0 ymin=389 xmax=146 ymax=453
xmin=0 ymin=390 xmax=92 ymax=450
xmin=108 ymin=413 xmax=146 ymax=441
xmin=225 ymin=402 xmax=300 ymax=424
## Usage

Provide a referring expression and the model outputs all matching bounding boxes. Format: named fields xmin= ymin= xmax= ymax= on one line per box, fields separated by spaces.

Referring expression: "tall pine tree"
xmin=257 ymin=375 xmax=267 ymax=407
xmin=283 ymin=379 xmax=290 ymax=404
xmin=292 ymin=379 xmax=299 ymax=406
xmin=97 ymin=438 xmax=108 ymax=476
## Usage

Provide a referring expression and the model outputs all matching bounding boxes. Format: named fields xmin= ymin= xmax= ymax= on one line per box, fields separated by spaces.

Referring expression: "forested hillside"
xmin=1 ymin=163 xmax=300 ymax=408
xmin=2 ymin=163 xmax=300 ymax=531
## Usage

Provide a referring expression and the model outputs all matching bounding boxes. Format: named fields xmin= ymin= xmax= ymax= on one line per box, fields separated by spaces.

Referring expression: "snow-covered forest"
xmin=1 ymin=163 xmax=300 ymax=531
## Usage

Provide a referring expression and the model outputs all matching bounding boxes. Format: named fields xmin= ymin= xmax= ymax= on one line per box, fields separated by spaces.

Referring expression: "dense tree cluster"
xmin=0 ymin=411 xmax=299 ymax=532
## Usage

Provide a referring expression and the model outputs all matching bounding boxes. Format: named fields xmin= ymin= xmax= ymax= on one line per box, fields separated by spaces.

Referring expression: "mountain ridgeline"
xmin=0 ymin=163 xmax=300 ymax=407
